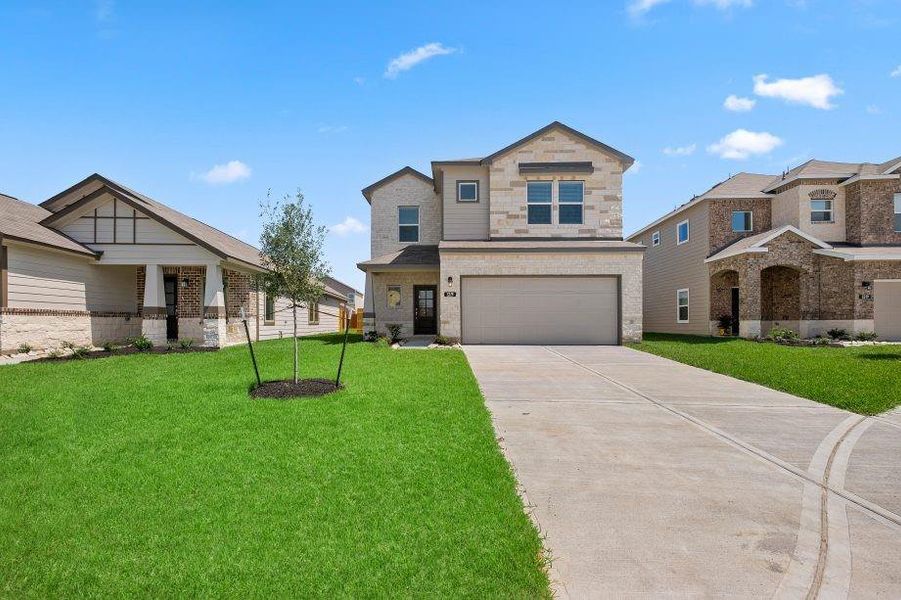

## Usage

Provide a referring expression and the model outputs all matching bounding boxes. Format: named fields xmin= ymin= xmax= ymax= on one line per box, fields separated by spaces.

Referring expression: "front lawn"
xmin=0 ymin=335 xmax=550 ymax=598
xmin=629 ymin=333 xmax=901 ymax=415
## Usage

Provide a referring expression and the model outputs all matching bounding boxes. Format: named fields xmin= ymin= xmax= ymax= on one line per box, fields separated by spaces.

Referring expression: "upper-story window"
xmin=457 ymin=181 xmax=479 ymax=203
xmin=558 ymin=181 xmax=584 ymax=225
xmin=810 ymin=199 xmax=833 ymax=223
xmin=731 ymin=210 xmax=753 ymax=232
xmin=894 ymin=193 xmax=901 ymax=232
xmin=652 ymin=231 xmax=660 ymax=247
xmin=398 ymin=206 xmax=419 ymax=242
xmin=527 ymin=182 xmax=552 ymax=225
xmin=676 ymin=219 xmax=690 ymax=245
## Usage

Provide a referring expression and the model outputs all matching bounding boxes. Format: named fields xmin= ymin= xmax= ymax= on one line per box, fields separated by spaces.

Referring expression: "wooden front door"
xmin=413 ymin=285 xmax=437 ymax=335
xmin=163 ymin=275 xmax=178 ymax=340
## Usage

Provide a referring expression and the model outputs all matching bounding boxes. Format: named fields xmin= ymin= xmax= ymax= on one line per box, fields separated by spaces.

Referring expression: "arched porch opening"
xmin=710 ymin=269 xmax=739 ymax=335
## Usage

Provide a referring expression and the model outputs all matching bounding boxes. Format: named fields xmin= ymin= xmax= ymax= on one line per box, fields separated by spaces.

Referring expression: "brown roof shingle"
xmin=0 ymin=193 xmax=98 ymax=257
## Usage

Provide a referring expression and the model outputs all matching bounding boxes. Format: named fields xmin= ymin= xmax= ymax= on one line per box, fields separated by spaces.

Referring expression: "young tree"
xmin=257 ymin=189 xmax=330 ymax=384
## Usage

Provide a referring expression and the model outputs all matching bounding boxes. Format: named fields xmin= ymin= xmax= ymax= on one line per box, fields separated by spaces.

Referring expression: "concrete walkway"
xmin=463 ymin=345 xmax=901 ymax=599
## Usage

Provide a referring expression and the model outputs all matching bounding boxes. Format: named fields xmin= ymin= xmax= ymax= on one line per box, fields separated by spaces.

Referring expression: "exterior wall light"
xmin=447 ymin=276 xmax=453 ymax=287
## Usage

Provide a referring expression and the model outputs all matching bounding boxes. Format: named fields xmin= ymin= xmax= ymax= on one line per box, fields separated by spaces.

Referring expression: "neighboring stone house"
xmin=357 ymin=122 xmax=644 ymax=344
xmin=0 ymin=174 xmax=359 ymax=352
xmin=627 ymin=158 xmax=901 ymax=340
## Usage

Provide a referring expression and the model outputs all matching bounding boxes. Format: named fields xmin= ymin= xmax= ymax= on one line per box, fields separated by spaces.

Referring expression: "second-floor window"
xmin=457 ymin=181 xmax=479 ymax=202
xmin=731 ymin=211 xmax=753 ymax=232
xmin=811 ymin=199 xmax=833 ymax=223
xmin=652 ymin=231 xmax=660 ymax=246
xmin=894 ymin=193 xmax=901 ymax=232
xmin=527 ymin=182 xmax=552 ymax=224
xmin=558 ymin=181 xmax=584 ymax=225
xmin=398 ymin=206 xmax=419 ymax=242
xmin=677 ymin=219 xmax=690 ymax=245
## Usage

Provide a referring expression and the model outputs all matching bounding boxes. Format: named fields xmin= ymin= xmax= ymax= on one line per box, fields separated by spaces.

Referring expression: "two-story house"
xmin=627 ymin=158 xmax=901 ymax=340
xmin=356 ymin=122 xmax=645 ymax=345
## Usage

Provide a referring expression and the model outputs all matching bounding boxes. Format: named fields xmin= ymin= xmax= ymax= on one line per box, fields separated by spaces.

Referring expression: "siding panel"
xmin=441 ymin=165 xmax=490 ymax=240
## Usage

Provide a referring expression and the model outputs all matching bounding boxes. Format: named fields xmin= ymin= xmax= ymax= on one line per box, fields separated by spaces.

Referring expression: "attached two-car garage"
xmin=461 ymin=276 xmax=620 ymax=345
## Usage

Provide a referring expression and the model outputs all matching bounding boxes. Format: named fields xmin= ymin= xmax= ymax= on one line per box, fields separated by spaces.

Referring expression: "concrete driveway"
xmin=463 ymin=345 xmax=901 ymax=599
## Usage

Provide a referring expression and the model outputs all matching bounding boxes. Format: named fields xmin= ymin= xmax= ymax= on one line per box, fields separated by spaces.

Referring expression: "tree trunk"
xmin=293 ymin=303 xmax=298 ymax=384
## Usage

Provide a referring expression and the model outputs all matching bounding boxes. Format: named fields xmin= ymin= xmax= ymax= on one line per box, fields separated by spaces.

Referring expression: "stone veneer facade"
xmin=369 ymin=270 xmax=440 ymax=338
xmin=845 ymin=179 xmax=901 ymax=246
xmin=368 ymin=176 xmax=441 ymax=259
xmin=707 ymin=198 xmax=773 ymax=254
xmin=488 ymin=131 xmax=625 ymax=239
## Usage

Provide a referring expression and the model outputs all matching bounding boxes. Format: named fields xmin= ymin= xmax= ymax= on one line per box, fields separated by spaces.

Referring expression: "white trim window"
xmin=558 ymin=181 xmax=584 ymax=225
xmin=676 ymin=219 xmax=690 ymax=245
xmin=526 ymin=181 xmax=553 ymax=224
xmin=652 ymin=231 xmax=660 ymax=247
xmin=398 ymin=206 xmax=420 ymax=242
xmin=457 ymin=180 xmax=479 ymax=203
xmin=810 ymin=199 xmax=833 ymax=223
xmin=307 ymin=302 xmax=320 ymax=325
xmin=731 ymin=210 xmax=753 ymax=232
xmin=387 ymin=285 xmax=401 ymax=309
xmin=676 ymin=288 xmax=690 ymax=323
xmin=894 ymin=193 xmax=901 ymax=232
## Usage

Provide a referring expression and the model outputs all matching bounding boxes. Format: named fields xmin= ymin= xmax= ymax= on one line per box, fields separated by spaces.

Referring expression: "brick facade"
xmin=707 ymin=198 xmax=772 ymax=255
xmin=845 ymin=179 xmax=901 ymax=246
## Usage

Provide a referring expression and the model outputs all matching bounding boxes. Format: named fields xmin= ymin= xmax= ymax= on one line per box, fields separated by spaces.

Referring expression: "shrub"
xmin=716 ymin=315 xmax=734 ymax=332
xmin=166 ymin=342 xmax=176 ymax=351
xmin=47 ymin=349 xmax=62 ymax=359
xmin=826 ymin=328 xmax=850 ymax=341
xmin=433 ymin=335 xmax=460 ymax=346
xmin=61 ymin=341 xmax=76 ymax=350
xmin=767 ymin=326 xmax=800 ymax=343
xmin=130 ymin=335 xmax=153 ymax=351
xmin=102 ymin=341 xmax=116 ymax=353
xmin=363 ymin=330 xmax=379 ymax=343
xmin=17 ymin=343 xmax=32 ymax=354
xmin=809 ymin=336 xmax=831 ymax=346
xmin=854 ymin=331 xmax=879 ymax=342
xmin=179 ymin=339 xmax=195 ymax=350
xmin=386 ymin=324 xmax=403 ymax=344
xmin=71 ymin=346 xmax=91 ymax=359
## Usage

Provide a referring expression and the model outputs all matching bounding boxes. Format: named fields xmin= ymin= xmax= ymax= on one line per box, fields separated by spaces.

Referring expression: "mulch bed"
xmin=28 ymin=346 xmax=218 ymax=364
xmin=251 ymin=379 xmax=341 ymax=399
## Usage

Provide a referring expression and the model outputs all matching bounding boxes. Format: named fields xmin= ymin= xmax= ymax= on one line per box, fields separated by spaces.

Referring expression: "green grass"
xmin=629 ymin=333 xmax=901 ymax=415
xmin=0 ymin=335 xmax=550 ymax=598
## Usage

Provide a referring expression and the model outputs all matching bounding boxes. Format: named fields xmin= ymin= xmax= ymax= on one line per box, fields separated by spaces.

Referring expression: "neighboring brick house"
xmin=357 ymin=122 xmax=645 ymax=344
xmin=0 ymin=174 xmax=358 ymax=352
xmin=626 ymin=158 xmax=901 ymax=340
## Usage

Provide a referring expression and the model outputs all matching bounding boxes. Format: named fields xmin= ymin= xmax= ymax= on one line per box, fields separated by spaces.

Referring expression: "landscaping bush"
xmin=71 ymin=346 xmax=91 ymax=359
xmin=102 ymin=341 xmax=116 ymax=353
xmin=61 ymin=341 xmax=76 ymax=350
xmin=386 ymin=324 xmax=403 ymax=344
xmin=767 ymin=326 xmax=800 ymax=344
xmin=17 ymin=343 xmax=32 ymax=354
xmin=433 ymin=335 xmax=459 ymax=346
xmin=716 ymin=314 xmax=734 ymax=334
xmin=129 ymin=335 xmax=154 ymax=352
xmin=363 ymin=330 xmax=379 ymax=342
xmin=46 ymin=349 xmax=62 ymax=359
xmin=827 ymin=328 xmax=850 ymax=341
xmin=810 ymin=336 xmax=832 ymax=346
xmin=854 ymin=331 xmax=879 ymax=342
xmin=179 ymin=339 xmax=195 ymax=350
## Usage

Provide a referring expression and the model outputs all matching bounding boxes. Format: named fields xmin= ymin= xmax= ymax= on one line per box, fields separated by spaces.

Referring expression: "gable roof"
xmin=763 ymin=156 xmax=901 ymax=192
xmin=40 ymin=174 xmax=265 ymax=270
xmin=361 ymin=166 xmax=433 ymax=203
xmin=705 ymin=225 xmax=831 ymax=263
xmin=480 ymin=121 xmax=635 ymax=168
xmin=0 ymin=193 xmax=99 ymax=257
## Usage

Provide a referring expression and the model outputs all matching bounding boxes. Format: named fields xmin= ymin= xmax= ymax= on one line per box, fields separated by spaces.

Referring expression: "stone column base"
xmin=142 ymin=317 xmax=167 ymax=346
xmin=739 ymin=320 xmax=761 ymax=339
xmin=203 ymin=318 xmax=227 ymax=348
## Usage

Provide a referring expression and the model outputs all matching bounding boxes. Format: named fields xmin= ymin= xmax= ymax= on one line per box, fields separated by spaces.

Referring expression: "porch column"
xmin=141 ymin=264 xmax=168 ymax=345
xmin=738 ymin=265 xmax=761 ymax=338
xmin=202 ymin=263 xmax=227 ymax=348
xmin=362 ymin=271 xmax=375 ymax=334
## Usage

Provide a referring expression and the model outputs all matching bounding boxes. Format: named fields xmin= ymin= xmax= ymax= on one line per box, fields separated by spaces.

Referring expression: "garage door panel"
xmin=874 ymin=281 xmax=901 ymax=342
xmin=462 ymin=276 xmax=619 ymax=345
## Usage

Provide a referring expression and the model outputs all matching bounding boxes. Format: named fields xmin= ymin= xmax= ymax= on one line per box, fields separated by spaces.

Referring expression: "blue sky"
xmin=1 ymin=0 xmax=899 ymax=290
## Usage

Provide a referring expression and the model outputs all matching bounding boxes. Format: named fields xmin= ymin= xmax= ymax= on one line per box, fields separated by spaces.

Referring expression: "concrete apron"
xmin=463 ymin=345 xmax=901 ymax=599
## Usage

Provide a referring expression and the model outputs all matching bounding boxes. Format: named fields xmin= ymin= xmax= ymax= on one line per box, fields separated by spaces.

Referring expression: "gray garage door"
xmin=461 ymin=276 xmax=619 ymax=345
xmin=874 ymin=280 xmax=901 ymax=341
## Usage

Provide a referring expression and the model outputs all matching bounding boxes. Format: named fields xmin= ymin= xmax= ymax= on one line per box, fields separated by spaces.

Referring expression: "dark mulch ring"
xmin=31 ymin=346 xmax=218 ymax=363
xmin=251 ymin=379 xmax=342 ymax=399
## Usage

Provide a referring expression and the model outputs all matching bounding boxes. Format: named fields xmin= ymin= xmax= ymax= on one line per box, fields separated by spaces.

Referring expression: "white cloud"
xmin=693 ymin=0 xmax=753 ymax=8
xmin=353 ymin=77 xmax=366 ymax=86
xmin=330 ymin=216 xmax=367 ymax=236
xmin=317 ymin=124 xmax=348 ymax=134
xmin=753 ymin=73 xmax=843 ymax=109
xmin=627 ymin=0 xmax=671 ymax=18
xmin=892 ymin=65 xmax=901 ymax=78
xmin=384 ymin=43 xmax=456 ymax=79
xmin=866 ymin=105 xmax=882 ymax=115
xmin=195 ymin=160 xmax=252 ymax=185
xmin=95 ymin=0 xmax=114 ymax=21
xmin=724 ymin=94 xmax=756 ymax=112
xmin=707 ymin=129 xmax=783 ymax=160
xmin=663 ymin=143 xmax=697 ymax=156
